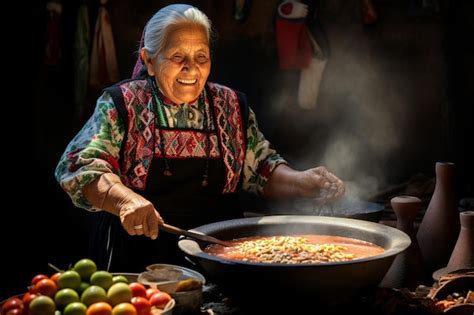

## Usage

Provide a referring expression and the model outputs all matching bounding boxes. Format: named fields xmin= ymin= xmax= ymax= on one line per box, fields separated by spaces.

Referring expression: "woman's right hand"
xmin=112 ymin=188 xmax=164 ymax=239
xmin=83 ymin=173 xmax=164 ymax=240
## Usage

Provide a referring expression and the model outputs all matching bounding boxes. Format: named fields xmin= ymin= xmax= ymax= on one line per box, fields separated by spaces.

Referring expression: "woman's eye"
xmin=171 ymin=55 xmax=184 ymax=63
xmin=196 ymin=55 xmax=209 ymax=63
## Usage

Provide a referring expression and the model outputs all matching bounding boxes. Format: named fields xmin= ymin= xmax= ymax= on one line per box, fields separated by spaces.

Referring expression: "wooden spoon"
xmin=159 ymin=222 xmax=233 ymax=247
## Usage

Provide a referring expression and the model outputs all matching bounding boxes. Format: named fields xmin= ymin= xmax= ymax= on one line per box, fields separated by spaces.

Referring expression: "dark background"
xmin=3 ymin=0 xmax=472 ymax=300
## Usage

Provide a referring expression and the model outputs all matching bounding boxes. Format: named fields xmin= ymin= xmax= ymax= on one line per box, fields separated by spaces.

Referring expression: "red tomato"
xmin=144 ymin=288 xmax=159 ymax=300
xmin=50 ymin=272 xmax=62 ymax=284
xmin=27 ymin=286 xmax=37 ymax=294
xmin=6 ymin=308 xmax=24 ymax=315
xmin=22 ymin=293 xmax=38 ymax=304
xmin=31 ymin=275 xmax=48 ymax=286
xmin=2 ymin=298 xmax=24 ymax=313
xmin=35 ymin=279 xmax=57 ymax=297
xmin=128 ymin=283 xmax=146 ymax=298
xmin=86 ymin=302 xmax=112 ymax=315
xmin=148 ymin=292 xmax=171 ymax=309
xmin=130 ymin=297 xmax=150 ymax=315
xmin=22 ymin=293 xmax=38 ymax=315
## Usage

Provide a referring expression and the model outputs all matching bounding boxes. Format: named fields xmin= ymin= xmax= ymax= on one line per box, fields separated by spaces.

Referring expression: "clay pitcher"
xmin=446 ymin=211 xmax=474 ymax=270
xmin=381 ymin=196 xmax=429 ymax=289
xmin=417 ymin=162 xmax=460 ymax=273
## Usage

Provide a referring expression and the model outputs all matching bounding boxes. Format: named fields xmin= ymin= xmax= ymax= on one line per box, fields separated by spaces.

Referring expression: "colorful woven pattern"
xmin=156 ymin=130 xmax=220 ymax=158
xmin=208 ymin=82 xmax=246 ymax=192
xmin=119 ymin=80 xmax=245 ymax=192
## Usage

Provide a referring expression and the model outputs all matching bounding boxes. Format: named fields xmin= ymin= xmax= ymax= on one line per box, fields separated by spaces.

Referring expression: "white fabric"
xmin=297 ymin=32 xmax=327 ymax=109
xmin=278 ymin=0 xmax=308 ymax=19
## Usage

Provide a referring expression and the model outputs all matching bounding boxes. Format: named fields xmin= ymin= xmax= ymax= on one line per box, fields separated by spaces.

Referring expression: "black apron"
xmin=89 ymin=126 xmax=243 ymax=273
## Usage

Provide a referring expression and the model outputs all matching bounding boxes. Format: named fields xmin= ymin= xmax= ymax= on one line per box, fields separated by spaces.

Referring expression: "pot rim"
xmin=178 ymin=215 xmax=411 ymax=267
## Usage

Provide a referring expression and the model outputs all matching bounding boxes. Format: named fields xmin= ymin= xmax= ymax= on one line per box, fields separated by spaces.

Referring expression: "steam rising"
xmin=265 ymin=22 xmax=408 ymax=203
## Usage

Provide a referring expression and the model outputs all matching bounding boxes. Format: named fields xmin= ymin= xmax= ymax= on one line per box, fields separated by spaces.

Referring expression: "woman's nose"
xmin=182 ymin=58 xmax=197 ymax=72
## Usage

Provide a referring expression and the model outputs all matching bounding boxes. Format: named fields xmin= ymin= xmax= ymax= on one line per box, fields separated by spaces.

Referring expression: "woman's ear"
xmin=140 ymin=48 xmax=155 ymax=76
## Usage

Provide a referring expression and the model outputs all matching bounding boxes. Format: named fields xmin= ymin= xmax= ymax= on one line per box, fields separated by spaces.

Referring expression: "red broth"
xmin=205 ymin=235 xmax=384 ymax=264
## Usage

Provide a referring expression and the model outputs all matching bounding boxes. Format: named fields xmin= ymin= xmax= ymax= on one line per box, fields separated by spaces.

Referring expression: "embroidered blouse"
xmin=56 ymin=89 xmax=287 ymax=211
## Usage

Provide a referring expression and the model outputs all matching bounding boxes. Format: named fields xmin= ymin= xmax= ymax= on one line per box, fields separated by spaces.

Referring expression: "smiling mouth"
xmin=176 ymin=78 xmax=197 ymax=85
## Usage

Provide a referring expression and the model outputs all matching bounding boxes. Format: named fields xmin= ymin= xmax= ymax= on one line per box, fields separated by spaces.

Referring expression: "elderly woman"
xmin=55 ymin=4 xmax=344 ymax=271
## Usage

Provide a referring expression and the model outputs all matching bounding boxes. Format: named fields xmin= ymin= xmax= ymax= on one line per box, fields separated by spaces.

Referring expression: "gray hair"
xmin=143 ymin=4 xmax=212 ymax=58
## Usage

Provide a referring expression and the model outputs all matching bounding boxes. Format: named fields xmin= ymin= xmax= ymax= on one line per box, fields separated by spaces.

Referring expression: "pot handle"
xmin=178 ymin=235 xmax=208 ymax=274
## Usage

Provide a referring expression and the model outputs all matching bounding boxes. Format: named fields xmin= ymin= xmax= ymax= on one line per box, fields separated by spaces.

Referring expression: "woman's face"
xmin=142 ymin=23 xmax=211 ymax=104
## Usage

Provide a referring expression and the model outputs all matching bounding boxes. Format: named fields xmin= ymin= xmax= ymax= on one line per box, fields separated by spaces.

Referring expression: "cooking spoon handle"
xmin=159 ymin=222 xmax=232 ymax=247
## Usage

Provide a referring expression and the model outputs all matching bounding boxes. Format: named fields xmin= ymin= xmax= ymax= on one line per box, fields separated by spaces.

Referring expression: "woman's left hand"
xmin=298 ymin=166 xmax=345 ymax=201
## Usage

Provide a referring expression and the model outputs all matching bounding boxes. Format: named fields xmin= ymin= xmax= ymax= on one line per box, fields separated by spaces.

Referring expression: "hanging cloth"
xmin=297 ymin=31 xmax=327 ymax=109
xmin=90 ymin=0 xmax=119 ymax=88
xmin=297 ymin=8 xmax=329 ymax=109
xmin=275 ymin=0 xmax=312 ymax=70
xmin=73 ymin=4 xmax=90 ymax=116
xmin=43 ymin=1 xmax=62 ymax=65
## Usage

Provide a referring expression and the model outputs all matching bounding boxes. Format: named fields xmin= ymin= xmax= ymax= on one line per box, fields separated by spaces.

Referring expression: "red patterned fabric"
xmin=118 ymin=80 xmax=154 ymax=189
xmin=156 ymin=130 xmax=220 ymax=159
xmin=118 ymin=80 xmax=245 ymax=193
xmin=208 ymin=82 xmax=246 ymax=192
xmin=275 ymin=17 xmax=312 ymax=69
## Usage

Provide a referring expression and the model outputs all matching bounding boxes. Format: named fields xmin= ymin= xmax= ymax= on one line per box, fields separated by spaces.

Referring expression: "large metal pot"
xmin=178 ymin=215 xmax=410 ymax=303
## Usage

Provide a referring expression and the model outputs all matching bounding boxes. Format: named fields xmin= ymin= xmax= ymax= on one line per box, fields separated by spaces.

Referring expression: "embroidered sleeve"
xmin=242 ymin=108 xmax=287 ymax=195
xmin=54 ymin=92 xmax=125 ymax=211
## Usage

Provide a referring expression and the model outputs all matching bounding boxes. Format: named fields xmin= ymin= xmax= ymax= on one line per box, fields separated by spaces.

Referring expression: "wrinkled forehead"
xmin=162 ymin=23 xmax=209 ymax=51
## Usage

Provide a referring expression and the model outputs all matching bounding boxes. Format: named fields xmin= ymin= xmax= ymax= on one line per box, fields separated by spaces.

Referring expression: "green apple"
xmin=90 ymin=271 xmax=113 ymax=291
xmin=57 ymin=271 xmax=81 ymax=290
xmin=80 ymin=285 xmax=107 ymax=306
xmin=54 ymin=289 xmax=79 ymax=310
xmin=107 ymin=283 xmax=132 ymax=306
xmin=77 ymin=282 xmax=90 ymax=295
xmin=112 ymin=276 xmax=129 ymax=284
xmin=29 ymin=296 xmax=56 ymax=315
xmin=63 ymin=302 xmax=87 ymax=315
xmin=73 ymin=259 xmax=97 ymax=281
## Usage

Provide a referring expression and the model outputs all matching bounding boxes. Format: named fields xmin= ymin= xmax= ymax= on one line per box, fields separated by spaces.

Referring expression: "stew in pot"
xmin=205 ymin=235 xmax=384 ymax=264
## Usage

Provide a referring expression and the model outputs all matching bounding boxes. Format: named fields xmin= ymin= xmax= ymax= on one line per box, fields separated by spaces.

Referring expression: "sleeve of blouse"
xmin=54 ymin=92 xmax=125 ymax=211
xmin=242 ymin=107 xmax=287 ymax=195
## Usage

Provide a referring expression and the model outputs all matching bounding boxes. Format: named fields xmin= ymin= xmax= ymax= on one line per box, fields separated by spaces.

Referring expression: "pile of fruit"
xmin=1 ymin=259 xmax=173 ymax=315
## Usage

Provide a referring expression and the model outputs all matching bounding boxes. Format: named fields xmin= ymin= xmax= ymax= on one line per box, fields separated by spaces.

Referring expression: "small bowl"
xmin=146 ymin=264 xmax=206 ymax=283
xmin=142 ymin=264 xmax=205 ymax=315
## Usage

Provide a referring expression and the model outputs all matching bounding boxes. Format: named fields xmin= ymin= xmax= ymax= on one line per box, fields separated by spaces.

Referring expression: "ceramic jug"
xmin=417 ymin=162 xmax=460 ymax=273
xmin=446 ymin=211 xmax=474 ymax=270
xmin=381 ymin=196 xmax=429 ymax=289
